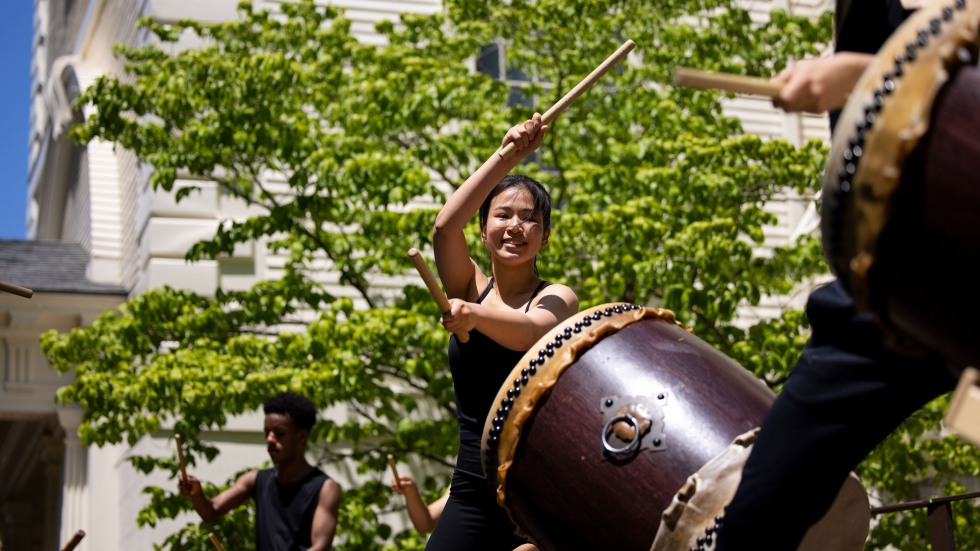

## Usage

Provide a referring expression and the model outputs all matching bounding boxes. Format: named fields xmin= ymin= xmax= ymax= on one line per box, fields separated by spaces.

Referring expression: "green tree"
xmin=42 ymin=0 xmax=980 ymax=549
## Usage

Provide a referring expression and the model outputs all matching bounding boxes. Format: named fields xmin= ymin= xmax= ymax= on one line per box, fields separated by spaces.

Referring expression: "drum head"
xmin=481 ymin=304 xmax=776 ymax=550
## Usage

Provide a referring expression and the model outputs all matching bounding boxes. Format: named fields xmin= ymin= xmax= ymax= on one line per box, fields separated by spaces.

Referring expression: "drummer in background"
xmin=426 ymin=112 xmax=578 ymax=550
xmin=178 ymin=392 xmax=342 ymax=550
xmin=389 ymin=473 xmax=539 ymax=551
xmin=716 ymin=0 xmax=958 ymax=549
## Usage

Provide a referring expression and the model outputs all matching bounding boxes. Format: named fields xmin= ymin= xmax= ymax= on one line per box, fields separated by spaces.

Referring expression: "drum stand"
xmin=945 ymin=367 xmax=980 ymax=447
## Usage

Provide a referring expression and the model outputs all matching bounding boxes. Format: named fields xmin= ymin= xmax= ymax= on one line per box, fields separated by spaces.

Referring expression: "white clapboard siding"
xmin=258 ymin=0 xmax=443 ymax=45
xmin=744 ymin=0 xmax=831 ymax=23
xmin=723 ymin=95 xmax=787 ymax=140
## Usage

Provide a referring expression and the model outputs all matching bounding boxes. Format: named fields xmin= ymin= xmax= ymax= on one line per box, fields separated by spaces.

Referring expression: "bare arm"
xmin=433 ymin=114 xmax=548 ymax=300
xmin=427 ymin=490 xmax=450 ymax=527
xmin=391 ymin=475 xmax=446 ymax=533
xmin=309 ymin=478 xmax=341 ymax=551
xmin=441 ymin=284 xmax=579 ymax=351
xmin=177 ymin=470 xmax=257 ymax=523
xmin=772 ymin=52 xmax=873 ymax=113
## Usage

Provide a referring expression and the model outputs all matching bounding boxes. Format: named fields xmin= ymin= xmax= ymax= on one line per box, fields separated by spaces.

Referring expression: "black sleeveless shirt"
xmin=254 ymin=467 xmax=329 ymax=551
xmin=830 ymin=0 xmax=913 ymax=132
xmin=448 ymin=278 xmax=547 ymax=478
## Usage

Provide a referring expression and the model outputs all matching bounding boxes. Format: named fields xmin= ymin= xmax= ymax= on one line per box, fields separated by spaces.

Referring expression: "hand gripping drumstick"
xmin=673 ymin=67 xmax=783 ymax=98
xmin=407 ymin=248 xmax=470 ymax=343
xmin=208 ymin=533 xmax=228 ymax=551
xmin=175 ymin=433 xmax=187 ymax=480
xmin=59 ymin=530 xmax=86 ymax=551
xmin=497 ymin=39 xmax=636 ymax=160
xmin=0 ymin=280 xmax=33 ymax=299
xmin=387 ymin=454 xmax=402 ymax=489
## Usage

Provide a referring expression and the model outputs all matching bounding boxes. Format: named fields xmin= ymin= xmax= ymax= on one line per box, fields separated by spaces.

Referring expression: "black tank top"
xmin=447 ymin=278 xmax=548 ymax=477
xmin=254 ymin=467 xmax=329 ymax=551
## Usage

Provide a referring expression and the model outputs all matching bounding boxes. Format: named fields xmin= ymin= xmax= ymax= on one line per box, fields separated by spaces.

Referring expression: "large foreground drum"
xmin=821 ymin=0 xmax=980 ymax=369
xmin=481 ymin=304 xmax=869 ymax=550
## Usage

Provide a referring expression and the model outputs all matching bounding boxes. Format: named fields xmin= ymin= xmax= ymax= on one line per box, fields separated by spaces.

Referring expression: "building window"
xmin=477 ymin=41 xmax=550 ymax=110
xmin=477 ymin=41 xmax=549 ymax=163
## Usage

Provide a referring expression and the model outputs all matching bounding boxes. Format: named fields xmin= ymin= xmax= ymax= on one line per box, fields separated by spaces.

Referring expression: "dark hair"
xmin=478 ymin=174 xmax=552 ymax=231
xmin=263 ymin=392 xmax=317 ymax=431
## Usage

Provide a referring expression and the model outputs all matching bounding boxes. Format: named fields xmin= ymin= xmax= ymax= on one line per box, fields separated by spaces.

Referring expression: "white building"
xmin=0 ymin=0 xmax=831 ymax=549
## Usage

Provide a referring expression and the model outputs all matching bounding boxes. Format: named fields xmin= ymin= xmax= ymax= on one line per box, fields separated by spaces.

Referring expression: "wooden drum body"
xmin=480 ymin=304 xmax=856 ymax=550
xmin=822 ymin=0 xmax=980 ymax=369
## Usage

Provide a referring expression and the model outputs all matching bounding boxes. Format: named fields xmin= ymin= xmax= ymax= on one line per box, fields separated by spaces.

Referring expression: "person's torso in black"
xmin=447 ymin=278 xmax=547 ymax=477
xmin=254 ymin=466 xmax=328 ymax=551
xmin=830 ymin=0 xmax=914 ymax=131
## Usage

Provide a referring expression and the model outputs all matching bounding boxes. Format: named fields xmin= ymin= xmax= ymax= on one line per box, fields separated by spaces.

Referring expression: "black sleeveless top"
xmin=448 ymin=278 xmax=548 ymax=477
xmin=254 ymin=467 xmax=329 ymax=551
xmin=830 ymin=0 xmax=913 ymax=132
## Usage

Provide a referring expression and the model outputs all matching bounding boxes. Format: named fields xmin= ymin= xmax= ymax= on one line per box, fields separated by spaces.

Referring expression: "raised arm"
xmin=432 ymin=114 xmax=548 ymax=300
xmin=178 ymin=470 xmax=257 ymax=523
xmin=310 ymin=478 xmax=342 ymax=551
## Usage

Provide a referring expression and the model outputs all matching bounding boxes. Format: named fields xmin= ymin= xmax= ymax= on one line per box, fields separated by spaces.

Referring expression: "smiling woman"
xmin=426 ymin=115 xmax=578 ymax=550
xmin=479 ymin=174 xmax=551 ymax=265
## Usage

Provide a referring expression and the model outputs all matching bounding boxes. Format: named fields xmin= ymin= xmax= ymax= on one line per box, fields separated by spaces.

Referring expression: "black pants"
xmin=716 ymin=280 xmax=957 ymax=550
xmin=424 ymin=470 xmax=528 ymax=551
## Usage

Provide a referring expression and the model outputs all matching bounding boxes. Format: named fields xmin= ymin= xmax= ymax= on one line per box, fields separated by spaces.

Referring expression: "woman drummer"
xmin=425 ymin=112 xmax=578 ymax=550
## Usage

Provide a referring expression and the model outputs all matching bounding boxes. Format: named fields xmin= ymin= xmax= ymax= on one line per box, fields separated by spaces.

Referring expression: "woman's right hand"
xmin=502 ymin=113 xmax=548 ymax=160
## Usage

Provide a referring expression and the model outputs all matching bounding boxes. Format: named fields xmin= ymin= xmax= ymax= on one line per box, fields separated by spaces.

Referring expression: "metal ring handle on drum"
xmin=601 ymin=414 xmax=641 ymax=455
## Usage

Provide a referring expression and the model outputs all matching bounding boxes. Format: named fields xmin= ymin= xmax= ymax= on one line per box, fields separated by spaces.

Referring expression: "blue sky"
xmin=0 ymin=3 xmax=34 ymax=239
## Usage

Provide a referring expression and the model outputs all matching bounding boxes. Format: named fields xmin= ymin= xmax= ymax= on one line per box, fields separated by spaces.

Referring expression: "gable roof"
xmin=0 ymin=240 xmax=127 ymax=295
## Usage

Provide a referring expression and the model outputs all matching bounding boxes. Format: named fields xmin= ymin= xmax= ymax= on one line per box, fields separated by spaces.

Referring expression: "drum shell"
xmin=819 ymin=0 xmax=980 ymax=371
xmin=498 ymin=315 xmax=773 ymax=551
xmin=871 ymin=65 xmax=980 ymax=369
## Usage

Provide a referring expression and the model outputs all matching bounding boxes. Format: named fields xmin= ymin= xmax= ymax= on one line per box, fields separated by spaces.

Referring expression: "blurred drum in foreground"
xmin=821 ymin=0 xmax=980 ymax=370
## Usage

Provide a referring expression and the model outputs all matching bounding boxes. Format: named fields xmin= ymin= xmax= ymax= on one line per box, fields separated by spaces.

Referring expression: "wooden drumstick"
xmin=407 ymin=248 xmax=470 ymax=343
xmin=60 ymin=530 xmax=86 ymax=551
xmin=0 ymin=280 xmax=33 ymax=299
xmin=498 ymin=39 xmax=636 ymax=160
xmin=175 ymin=433 xmax=187 ymax=480
xmin=673 ymin=67 xmax=783 ymax=98
xmin=208 ymin=533 xmax=228 ymax=551
xmin=387 ymin=453 xmax=402 ymax=489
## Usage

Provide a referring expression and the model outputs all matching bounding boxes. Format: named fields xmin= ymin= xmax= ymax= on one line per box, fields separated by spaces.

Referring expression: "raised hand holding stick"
xmin=407 ymin=248 xmax=469 ymax=343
